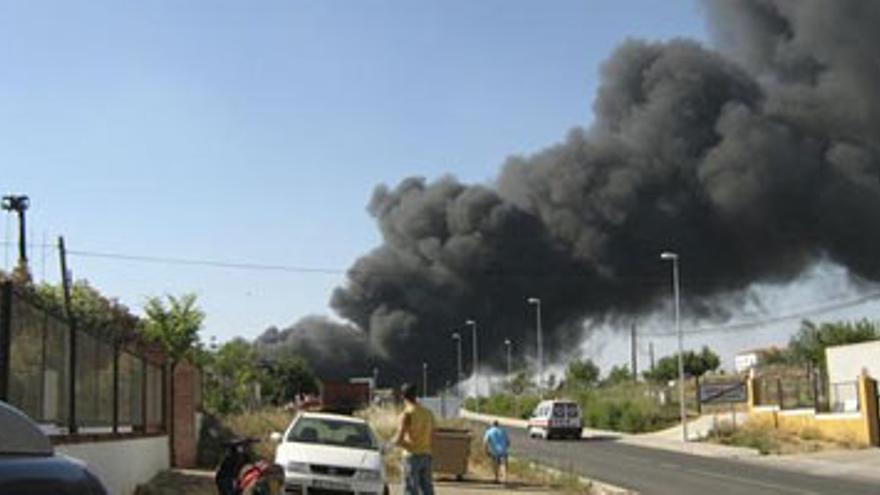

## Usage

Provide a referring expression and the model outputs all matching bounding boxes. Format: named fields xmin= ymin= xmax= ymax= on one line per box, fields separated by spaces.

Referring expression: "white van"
xmin=527 ymin=399 xmax=583 ymax=440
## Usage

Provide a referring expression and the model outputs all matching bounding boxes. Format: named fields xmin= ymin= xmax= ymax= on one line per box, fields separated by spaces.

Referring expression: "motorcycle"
xmin=215 ymin=437 xmax=285 ymax=495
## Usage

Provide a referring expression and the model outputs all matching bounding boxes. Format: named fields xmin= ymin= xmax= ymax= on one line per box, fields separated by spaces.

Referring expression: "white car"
xmin=527 ymin=399 xmax=583 ymax=440
xmin=272 ymin=411 xmax=388 ymax=495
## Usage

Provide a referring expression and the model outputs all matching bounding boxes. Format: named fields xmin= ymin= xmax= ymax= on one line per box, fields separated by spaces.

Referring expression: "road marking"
xmin=684 ymin=467 xmax=820 ymax=495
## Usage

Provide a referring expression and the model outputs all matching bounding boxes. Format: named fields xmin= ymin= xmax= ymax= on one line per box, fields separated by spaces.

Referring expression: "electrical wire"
xmin=642 ymin=291 xmax=880 ymax=337
xmin=8 ymin=241 xmax=878 ymax=336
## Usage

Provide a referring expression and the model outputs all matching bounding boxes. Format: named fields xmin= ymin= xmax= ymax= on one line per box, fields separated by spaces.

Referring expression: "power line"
xmin=643 ymin=291 xmax=880 ymax=337
xmin=66 ymin=249 xmax=347 ymax=275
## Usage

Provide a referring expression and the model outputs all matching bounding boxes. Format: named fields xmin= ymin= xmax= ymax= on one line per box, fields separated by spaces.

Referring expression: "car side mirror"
xmin=270 ymin=432 xmax=283 ymax=443
xmin=379 ymin=442 xmax=391 ymax=455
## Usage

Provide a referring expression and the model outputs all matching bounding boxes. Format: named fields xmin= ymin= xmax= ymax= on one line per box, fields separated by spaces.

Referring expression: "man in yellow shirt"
xmin=392 ymin=383 xmax=435 ymax=495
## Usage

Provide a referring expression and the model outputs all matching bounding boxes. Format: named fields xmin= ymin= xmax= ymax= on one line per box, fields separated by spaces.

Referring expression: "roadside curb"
xmin=523 ymin=460 xmax=637 ymax=495
xmin=461 ymin=409 xmax=762 ymax=460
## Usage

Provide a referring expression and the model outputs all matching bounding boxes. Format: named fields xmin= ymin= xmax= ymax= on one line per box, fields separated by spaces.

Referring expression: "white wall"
xmin=56 ymin=435 xmax=169 ymax=495
xmin=826 ymin=340 xmax=880 ymax=384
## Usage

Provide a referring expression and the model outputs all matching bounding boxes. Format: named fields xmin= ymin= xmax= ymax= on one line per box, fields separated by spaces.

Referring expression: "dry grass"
xmin=358 ymin=405 xmax=593 ymax=493
xmin=708 ymin=419 xmax=867 ymax=455
xmin=139 ymin=406 xmax=593 ymax=495
xmin=134 ymin=470 xmax=215 ymax=495
xmin=196 ymin=407 xmax=294 ymax=468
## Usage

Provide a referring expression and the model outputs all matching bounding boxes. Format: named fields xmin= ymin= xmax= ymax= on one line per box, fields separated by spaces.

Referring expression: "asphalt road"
xmin=504 ymin=427 xmax=880 ymax=495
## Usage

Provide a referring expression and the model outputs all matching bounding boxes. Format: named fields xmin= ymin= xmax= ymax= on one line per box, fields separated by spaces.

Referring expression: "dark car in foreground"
xmin=0 ymin=401 xmax=107 ymax=494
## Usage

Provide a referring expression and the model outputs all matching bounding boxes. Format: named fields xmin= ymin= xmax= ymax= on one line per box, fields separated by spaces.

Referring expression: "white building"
xmin=825 ymin=340 xmax=880 ymax=412
xmin=734 ymin=348 xmax=776 ymax=374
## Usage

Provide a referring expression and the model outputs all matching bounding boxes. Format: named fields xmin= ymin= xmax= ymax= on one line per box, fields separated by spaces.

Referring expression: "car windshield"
xmin=287 ymin=417 xmax=378 ymax=450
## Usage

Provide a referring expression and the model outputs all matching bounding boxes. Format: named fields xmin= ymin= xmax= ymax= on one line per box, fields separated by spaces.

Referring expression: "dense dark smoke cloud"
xmin=253 ymin=317 xmax=370 ymax=381
xmin=259 ymin=1 xmax=880 ymax=388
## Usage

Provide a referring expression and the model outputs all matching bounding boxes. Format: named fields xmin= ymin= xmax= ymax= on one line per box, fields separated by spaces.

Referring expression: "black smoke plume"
xmin=258 ymin=1 xmax=880 ymax=388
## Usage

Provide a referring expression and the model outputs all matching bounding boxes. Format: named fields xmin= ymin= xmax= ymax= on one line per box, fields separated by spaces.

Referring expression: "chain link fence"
xmin=1 ymin=282 xmax=166 ymax=435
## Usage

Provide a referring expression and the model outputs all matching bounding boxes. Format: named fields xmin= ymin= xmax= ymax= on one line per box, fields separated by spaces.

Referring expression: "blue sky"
xmin=2 ymin=1 xmax=712 ymax=349
xmin=4 ymin=1 xmax=879 ymax=372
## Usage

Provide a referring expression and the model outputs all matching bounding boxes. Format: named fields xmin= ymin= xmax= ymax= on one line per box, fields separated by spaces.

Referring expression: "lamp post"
xmin=465 ymin=319 xmax=478 ymax=404
xmin=452 ymin=332 xmax=463 ymax=397
xmin=527 ymin=298 xmax=543 ymax=393
xmin=1 ymin=194 xmax=30 ymax=267
xmin=372 ymin=367 xmax=379 ymax=404
xmin=422 ymin=362 xmax=428 ymax=399
xmin=504 ymin=339 xmax=512 ymax=378
xmin=660 ymin=251 xmax=687 ymax=442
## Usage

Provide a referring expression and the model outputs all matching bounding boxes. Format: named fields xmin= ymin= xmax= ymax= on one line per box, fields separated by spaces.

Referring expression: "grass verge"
xmin=706 ymin=419 xmax=866 ymax=455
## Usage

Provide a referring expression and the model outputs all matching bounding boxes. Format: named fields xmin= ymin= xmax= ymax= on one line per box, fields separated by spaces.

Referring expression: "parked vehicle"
xmin=0 ymin=401 xmax=108 ymax=494
xmin=215 ymin=437 xmax=284 ymax=495
xmin=527 ymin=399 xmax=583 ymax=440
xmin=272 ymin=411 xmax=388 ymax=495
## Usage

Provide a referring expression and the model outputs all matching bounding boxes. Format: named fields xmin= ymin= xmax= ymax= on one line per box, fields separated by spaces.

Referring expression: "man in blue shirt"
xmin=482 ymin=421 xmax=510 ymax=483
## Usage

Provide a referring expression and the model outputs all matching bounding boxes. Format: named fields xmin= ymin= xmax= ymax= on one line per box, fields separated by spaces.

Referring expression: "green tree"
xmin=509 ymin=370 xmax=534 ymax=394
xmin=761 ymin=346 xmax=795 ymax=366
xmin=644 ymin=346 xmax=720 ymax=382
xmin=603 ymin=364 xmax=633 ymax=386
xmin=204 ymin=339 xmax=261 ymax=414
xmin=789 ymin=319 xmax=880 ymax=372
xmin=260 ymin=352 xmax=319 ymax=405
xmin=34 ymin=280 xmax=137 ymax=333
xmin=141 ymin=293 xmax=205 ymax=365
xmin=565 ymin=359 xmax=600 ymax=389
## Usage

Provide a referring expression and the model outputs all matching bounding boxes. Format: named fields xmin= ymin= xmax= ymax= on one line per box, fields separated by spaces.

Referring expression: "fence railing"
xmin=753 ymin=372 xmax=819 ymax=410
xmin=0 ymin=281 xmax=166 ymax=435
xmin=829 ymin=381 xmax=860 ymax=413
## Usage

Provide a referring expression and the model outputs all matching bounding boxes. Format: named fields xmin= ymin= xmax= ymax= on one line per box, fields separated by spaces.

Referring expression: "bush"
xmin=465 ymin=393 xmax=541 ymax=419
xmin=573 ymin=383 xmax=678 ymax=433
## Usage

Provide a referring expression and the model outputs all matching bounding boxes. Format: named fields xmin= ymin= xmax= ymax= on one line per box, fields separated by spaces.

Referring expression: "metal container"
xmin=431 ymin=428 xmax=471 ymax=480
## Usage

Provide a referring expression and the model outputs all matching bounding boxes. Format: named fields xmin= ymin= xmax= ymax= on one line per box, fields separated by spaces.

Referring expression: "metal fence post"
xmin=112 ymin=341 xmax=119 ymax=434
xmin=776 ymin=378 xmax=784 ymax=410
xmin=0 ymin=281 xmax=12 ymax=402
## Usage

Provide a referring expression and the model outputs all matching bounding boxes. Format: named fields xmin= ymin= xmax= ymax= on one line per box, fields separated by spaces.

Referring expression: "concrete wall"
xmin=56 ymin=435 xmax=169 ymax=495
xmin=747 ymin=373 xmax=878 ymax=447
xmin=826 ymin=341 xmax=880 ymax=384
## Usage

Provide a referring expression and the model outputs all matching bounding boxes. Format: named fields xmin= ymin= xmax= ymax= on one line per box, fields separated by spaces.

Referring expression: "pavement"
xmin=388 ymin=479 xmax=564 ymax=495
xmin=461 ymin=410 xmax=880 ymax=495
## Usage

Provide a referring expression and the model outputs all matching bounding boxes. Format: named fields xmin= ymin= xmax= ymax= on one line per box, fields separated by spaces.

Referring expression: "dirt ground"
xmin=135 ymin=469 xmax=582 ymax=495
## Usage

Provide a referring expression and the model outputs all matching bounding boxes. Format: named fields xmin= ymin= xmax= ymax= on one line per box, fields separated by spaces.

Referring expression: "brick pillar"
xmin=858 ymin=372 xmax=879 ymax=447
xmin=172 ymin=361 xmax=197 ymax=467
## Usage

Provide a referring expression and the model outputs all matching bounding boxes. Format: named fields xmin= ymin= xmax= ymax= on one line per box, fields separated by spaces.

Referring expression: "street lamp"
xmin=422 ymin=362 xmax=428 ymax=399
xmin=527 ymin=298 xmax=543 ymax=393
xmin=465 ymin=319 xmax=478 ymax=404
xmin=451 ymin=332 xmax=463 ymax=397
xmin=2 ymin=194 xmax=30 ymax=266
xmin=660 ymin=251 xmax=687 ymax=442
xmin=504 ymin=339 xmax=512 ymax=378
xmin=372 ymin=367 xmax=379 ymax=404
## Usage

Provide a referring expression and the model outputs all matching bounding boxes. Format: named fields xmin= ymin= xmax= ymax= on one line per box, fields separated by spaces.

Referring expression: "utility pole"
xmin=504 ymin=339 xmax=512 ymax=378
xmin=422 ymin=362 xmax=428 ymax=399
xmin=661 ymin=251 xmax=687 ymax=442
xmin=631 ymin=324 xmax=638 ymax=381
xmin=452 ymin=332 xmax=463 ymax=397
xmin=466 ymin=320 xmax=478 ymax=407
xmin=58 ymin=236 xmax=77 ymax=434
xmin=649 ymin=342 xmax=655 ymax=373
xmin=527 ymin=298 xmax=543 ymax=394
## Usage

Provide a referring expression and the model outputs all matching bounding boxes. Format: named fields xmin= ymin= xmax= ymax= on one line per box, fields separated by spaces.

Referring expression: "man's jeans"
xmin=402 ymin=454 xmax=434 ymax=495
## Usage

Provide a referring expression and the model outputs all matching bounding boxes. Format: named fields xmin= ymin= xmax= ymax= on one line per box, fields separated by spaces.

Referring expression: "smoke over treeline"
xmin=256 ymin=1 xmax=880 ymax=388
